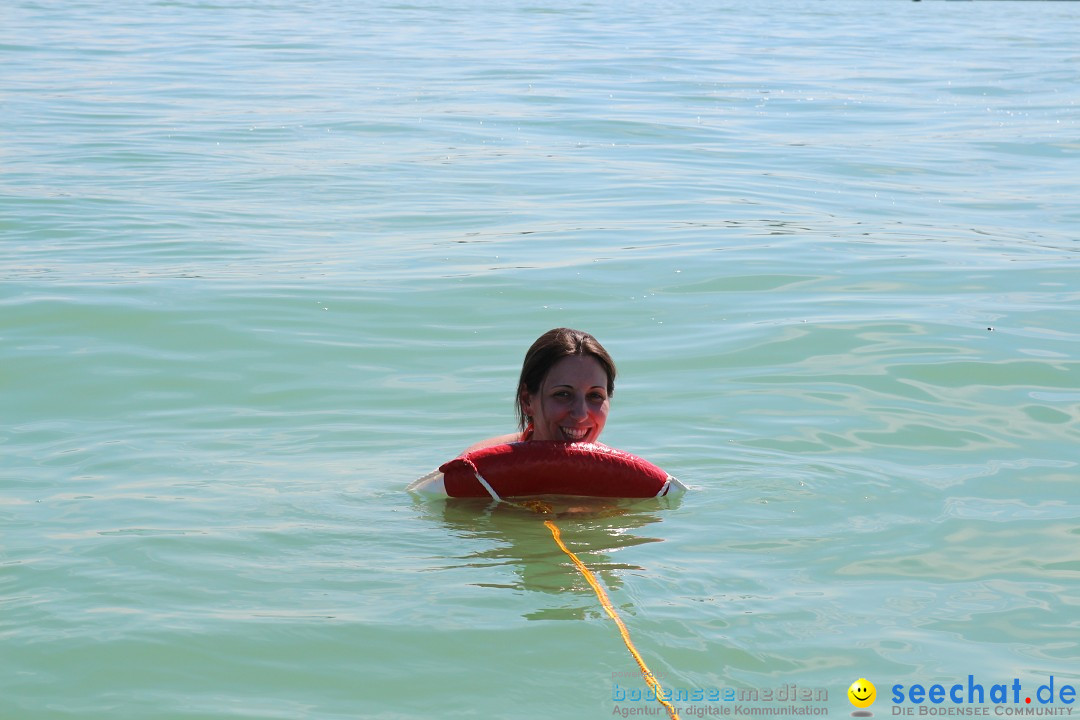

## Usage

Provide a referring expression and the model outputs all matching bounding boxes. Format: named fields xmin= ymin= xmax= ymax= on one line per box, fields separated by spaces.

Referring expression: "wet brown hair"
xmin=515 ymin=328 xmax=617 ymax=432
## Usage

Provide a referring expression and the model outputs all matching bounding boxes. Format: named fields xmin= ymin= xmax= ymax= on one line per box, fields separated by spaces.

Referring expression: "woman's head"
xmin=515 ymin=328 xmax=617 ymax=442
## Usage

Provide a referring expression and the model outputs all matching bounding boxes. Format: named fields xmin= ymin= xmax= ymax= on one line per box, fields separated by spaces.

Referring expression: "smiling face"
xmin=848 ymin=679 xmax=876 ymax=709
xmin=520 ymin=355 xmax=610 ymax=444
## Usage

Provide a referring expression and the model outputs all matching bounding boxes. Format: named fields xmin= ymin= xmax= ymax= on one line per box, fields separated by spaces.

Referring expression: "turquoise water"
xmin=3 ymin=0 xmax=1078 ymax=718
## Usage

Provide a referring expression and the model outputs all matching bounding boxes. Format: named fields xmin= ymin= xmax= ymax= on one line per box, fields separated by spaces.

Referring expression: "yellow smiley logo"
xmin=848 ymin=678 xmax=876 ymax=709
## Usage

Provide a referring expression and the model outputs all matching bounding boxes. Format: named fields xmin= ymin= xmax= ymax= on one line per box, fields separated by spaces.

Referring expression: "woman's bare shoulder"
xmin=461 ymin=433 xmax=523 ymax=456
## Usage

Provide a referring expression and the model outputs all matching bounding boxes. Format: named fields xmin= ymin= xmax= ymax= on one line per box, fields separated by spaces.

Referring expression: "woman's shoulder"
xmin=461 ymin=432 xmax=524 ymax=456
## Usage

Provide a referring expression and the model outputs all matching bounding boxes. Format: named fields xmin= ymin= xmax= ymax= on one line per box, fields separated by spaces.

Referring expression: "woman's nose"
xmin=569 ymin=396 xmax=588 ymax=419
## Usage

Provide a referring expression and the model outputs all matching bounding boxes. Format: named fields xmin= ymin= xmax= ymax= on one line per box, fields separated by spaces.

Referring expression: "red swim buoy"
xmin=408 ymin=441 xmax=685 ymax=499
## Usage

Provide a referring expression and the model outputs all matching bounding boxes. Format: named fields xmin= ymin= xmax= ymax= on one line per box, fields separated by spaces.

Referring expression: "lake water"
xmin=2 ymin=1 xmax=1078 ymax=718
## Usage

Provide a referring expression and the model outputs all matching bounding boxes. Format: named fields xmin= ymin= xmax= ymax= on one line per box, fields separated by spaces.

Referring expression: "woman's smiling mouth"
xmin=560 ymin=426 xmax=589 ymax=441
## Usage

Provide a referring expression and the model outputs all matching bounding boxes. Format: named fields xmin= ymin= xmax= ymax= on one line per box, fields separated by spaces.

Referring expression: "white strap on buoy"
xmin=464 ymin=457 xmax=502 ymax=502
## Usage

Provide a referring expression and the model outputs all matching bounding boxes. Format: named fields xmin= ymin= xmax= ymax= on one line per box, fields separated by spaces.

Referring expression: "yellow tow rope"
xmin=519 ymin=500 xmax=680 ymax=720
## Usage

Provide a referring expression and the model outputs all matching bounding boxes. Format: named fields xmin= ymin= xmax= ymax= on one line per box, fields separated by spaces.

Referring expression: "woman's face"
xmin=521 ymin=355 xmax=610 ymax=443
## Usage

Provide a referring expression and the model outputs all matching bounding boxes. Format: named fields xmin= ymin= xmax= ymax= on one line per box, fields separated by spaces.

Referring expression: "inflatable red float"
xmin=408 ymin=441 xmax=685 ymax=499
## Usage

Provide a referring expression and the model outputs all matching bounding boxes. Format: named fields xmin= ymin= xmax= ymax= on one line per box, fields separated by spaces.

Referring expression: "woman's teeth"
xmin=561 ymin=427 xmax=588 ymax=441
